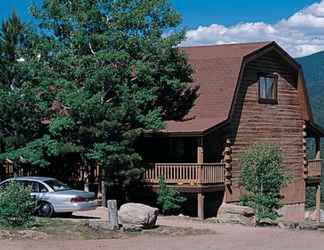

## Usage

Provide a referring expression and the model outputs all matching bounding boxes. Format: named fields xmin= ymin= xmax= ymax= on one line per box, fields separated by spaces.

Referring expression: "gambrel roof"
xmin=161 ymin=41 xmax=323 ymax=136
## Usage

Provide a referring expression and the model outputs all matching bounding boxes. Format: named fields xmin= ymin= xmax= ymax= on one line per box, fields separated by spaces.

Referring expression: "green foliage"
xmin=240 ymin=144 xmax=291 ymax=222
xmin=0 ymin=181 xmax=35 ymax=227
xmin=305 ymin=186 xmax=316 ymax=210
xmin=157 ymin=176 xmax=186 ymax=214
xmin=0 ymin=1 xmax=197 ymax=191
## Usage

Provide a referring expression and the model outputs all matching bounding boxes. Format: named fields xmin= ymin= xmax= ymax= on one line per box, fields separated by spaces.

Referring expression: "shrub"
xmin=157 ymin=176 xmax=186 ymax=215
xmin=305 ymin=186 xmax=316 ymax=210
xmin=0 ymin=181 xmax=35 ymax=227
xmin=240 ymin=144 xmax=291 ymax=222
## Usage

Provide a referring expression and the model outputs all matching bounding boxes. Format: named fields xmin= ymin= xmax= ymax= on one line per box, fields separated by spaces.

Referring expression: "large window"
xmin=258 ymin=74 xmax=278 ymax=103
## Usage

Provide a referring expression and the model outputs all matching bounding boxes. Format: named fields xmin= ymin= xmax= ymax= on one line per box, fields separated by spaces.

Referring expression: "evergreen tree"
xmin=0 ymin=1 xmax=197 ymax=193
xmin=0 ymin=12 xmax=48 ymax=166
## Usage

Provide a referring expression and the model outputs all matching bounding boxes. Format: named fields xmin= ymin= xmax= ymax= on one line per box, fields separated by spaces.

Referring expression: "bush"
xmin=0 ymin=181 xmax=35 ymax=227
xmin=240 ymin=144 xmax=291 ymax=222
xmin=305 ymin=186 xmax=316 ymax=210
xmin=157 ymin=176 xmax=186 ymax=215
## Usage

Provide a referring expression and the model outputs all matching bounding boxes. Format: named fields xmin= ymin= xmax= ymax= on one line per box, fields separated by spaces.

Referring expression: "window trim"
xmin=258 ymin=73 xmax=278 ymax=104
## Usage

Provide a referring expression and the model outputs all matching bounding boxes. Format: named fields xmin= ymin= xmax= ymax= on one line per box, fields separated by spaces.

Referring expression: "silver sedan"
xmin=0 ymin=176 xmax=97 ymax=217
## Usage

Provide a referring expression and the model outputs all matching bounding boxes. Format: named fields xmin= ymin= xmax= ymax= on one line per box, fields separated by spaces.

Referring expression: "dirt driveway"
xmin=2 ymin=208 xmax=323 ymax=250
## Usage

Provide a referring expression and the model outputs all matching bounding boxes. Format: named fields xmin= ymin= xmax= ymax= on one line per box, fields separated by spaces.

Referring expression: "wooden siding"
xmin=227 ymin=50 xmax=305 ymax=204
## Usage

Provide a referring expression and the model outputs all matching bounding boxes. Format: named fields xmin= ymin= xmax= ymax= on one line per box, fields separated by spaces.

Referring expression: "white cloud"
xmin=182 ymin=1 xmax=324 ymax=57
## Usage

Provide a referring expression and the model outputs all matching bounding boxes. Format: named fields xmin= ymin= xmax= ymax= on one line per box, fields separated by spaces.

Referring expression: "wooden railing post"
xmin=197 ymin=164 xmax=203 ymax=185
xmin=197 ymin=137 xmax=204 ymax=164
xmin=224 ymin=139 xmax=232 ymax=186
xmin=303 ymin=124 xmax=308 ymax=179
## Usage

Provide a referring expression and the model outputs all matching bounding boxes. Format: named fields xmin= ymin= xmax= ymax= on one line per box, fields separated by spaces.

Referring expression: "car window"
xmin=17 ymin=180 xmax=32 ymax=189
xmin=44 ymin=179 xmax=71 ymax=192
xmin=0 ymin=181 xmax=9 ymax=190
xmin=32 ymin=181 xmax=48 ymax=193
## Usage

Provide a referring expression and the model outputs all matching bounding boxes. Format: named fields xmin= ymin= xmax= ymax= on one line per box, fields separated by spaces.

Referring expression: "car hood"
xmin=53 ymin=189 xmax=95 ymax=198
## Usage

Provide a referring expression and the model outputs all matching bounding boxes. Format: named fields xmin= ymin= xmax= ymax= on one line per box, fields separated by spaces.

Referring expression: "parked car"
xmin=0 ymin=176 xmax=97 ymax=217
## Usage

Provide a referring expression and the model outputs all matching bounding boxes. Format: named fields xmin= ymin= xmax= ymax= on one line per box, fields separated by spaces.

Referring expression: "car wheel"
xmin=37 ymin=202 xmax=54 ymax=217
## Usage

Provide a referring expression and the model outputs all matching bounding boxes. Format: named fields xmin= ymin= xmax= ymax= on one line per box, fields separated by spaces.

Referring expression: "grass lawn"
xmin=0 ymin=217 xmax=214 ymax=240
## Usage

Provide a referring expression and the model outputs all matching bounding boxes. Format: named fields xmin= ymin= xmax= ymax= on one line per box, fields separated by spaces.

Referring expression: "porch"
xmin=141 ymin=135 xmax=232 ymax=219
xmin=305 ymin=122 xmax=323 ymax=183
xmin=304 ymin=122 xmax=323 ymax=222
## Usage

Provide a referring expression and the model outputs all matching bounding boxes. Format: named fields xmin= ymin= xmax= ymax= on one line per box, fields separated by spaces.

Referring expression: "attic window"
xmin=258 ymin=74 xmax=278 ymax=104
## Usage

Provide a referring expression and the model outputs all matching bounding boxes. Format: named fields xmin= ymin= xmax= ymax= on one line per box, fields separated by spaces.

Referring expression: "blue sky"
xmin=1 ymin=0 xmax=324 ymax=56
xmin=0 ymin=0 xmax=317 ymax=27
xmin=172 ymin=0 xmax=316 ymax=28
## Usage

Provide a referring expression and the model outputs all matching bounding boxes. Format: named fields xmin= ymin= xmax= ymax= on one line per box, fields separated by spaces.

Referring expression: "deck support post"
xmin=315 ymin=137 xmax=321 ymax=160
xmin=197 ymin=137 xmax=205 ymax=219
xmin=316 ymin=184 xmax=321 ymax=223
xmin=197 ymin=192 xmax=205 ymax=220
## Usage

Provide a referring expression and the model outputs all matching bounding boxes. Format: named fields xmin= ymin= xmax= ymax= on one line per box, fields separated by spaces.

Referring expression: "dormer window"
xmin=258 ymin=73 xmax=278 ymax=104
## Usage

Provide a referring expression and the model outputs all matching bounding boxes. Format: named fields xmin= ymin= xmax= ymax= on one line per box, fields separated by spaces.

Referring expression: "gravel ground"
xmin=2 ymin=207 xmax=323 ymax=250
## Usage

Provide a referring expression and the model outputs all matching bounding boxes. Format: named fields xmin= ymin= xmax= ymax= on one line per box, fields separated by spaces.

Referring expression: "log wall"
xmin=226 ymin=50 xmax=305 ymax=204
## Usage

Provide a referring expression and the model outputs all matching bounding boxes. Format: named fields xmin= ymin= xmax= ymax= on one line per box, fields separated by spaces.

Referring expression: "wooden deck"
xmin=308 ymin=159 xmax=322 ymax=178
xmin=306 ymin=159 xmax=322 ymax=186
xmin=143 ymin=163 xmax=225 ymax=191
xmin=306 ymin=159 xmax=322 ymax=185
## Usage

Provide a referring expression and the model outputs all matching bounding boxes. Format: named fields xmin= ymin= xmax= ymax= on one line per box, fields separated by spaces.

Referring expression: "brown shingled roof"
xmin=162 ymin=42 xmax=272 ymax=134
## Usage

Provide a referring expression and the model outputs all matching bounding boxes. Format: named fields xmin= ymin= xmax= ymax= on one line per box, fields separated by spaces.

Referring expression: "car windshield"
xmin=44 ymin=179 xmax=71 ymax=192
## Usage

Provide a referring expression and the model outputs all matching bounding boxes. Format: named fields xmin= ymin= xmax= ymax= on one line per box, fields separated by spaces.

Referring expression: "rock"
xmin=122 ymin=224 xmax=143 ymax=232
xmin=18 ymin=230 xmax=48 ymax=240
xmin=297 ymin=221 xmax=319 ymax=231
xmin=258 ymin=218 xmax=278 ymax=227
xmin=307 ymin=209 xmax=324 ymax=222
xmin=118 ymin=203 xmax=159 ymax=229
xmin=309 ymin=210 xmax=318 ymax=221
xmin=217 ymin=203 xmax=255 ymax=226
xmin=218 ymin=213 xmax=254 ymax=225
xmin=277 ymin=220 xmax=319 ymax=231
xmin=88 ymin=219 xmax=119 ymax=231
xmin=277 ymin=221 xmax=299 ymax=230
xmin=0 ymin=230 xmax=12 ymax=239
xmin=304 ymin=211 xmax=311 ymax=220
xmin=219 ymin=203 xmax=255 ymax=216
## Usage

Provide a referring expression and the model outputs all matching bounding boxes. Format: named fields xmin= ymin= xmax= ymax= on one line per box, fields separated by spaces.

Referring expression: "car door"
xmin=31 ymin=181 xmax=49 ymax=201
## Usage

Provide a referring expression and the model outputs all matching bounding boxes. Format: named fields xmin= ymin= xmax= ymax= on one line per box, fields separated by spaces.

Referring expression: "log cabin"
xmin=141 ymin=41 xmax=323 ymax=221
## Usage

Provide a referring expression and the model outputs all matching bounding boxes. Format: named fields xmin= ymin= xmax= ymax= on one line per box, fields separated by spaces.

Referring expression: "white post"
xmin=107 ymin=200 xmax=119 ymax=230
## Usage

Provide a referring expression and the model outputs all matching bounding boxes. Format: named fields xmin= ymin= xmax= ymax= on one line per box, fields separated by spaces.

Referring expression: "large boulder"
xmin=118 ymin=203 xmax=159 ymax=229
xmin=306 ymin=209 xmax=324 ymax=221
xmin=217 ymin=203 xmax=255 ymax=226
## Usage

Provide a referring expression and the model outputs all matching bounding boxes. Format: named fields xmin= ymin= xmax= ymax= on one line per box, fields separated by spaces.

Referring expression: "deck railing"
xmin=308 ymin=159 xmax=322 ymax=178
xmin=144 ymin=163 xmax=225 ymax=185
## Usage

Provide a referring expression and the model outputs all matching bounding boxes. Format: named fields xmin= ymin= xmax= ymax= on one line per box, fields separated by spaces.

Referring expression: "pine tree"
xmin=0 ymin=1 xmax=197 ymax=193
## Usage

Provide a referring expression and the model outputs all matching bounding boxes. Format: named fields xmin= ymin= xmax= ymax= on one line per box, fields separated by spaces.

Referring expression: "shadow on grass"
xmin=52 ymin=213 xmax=101 ymax=220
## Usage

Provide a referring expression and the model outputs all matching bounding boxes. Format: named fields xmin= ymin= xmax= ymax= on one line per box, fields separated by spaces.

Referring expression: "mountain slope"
xmin=297 ymin=52 xmax=324 ymax=127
